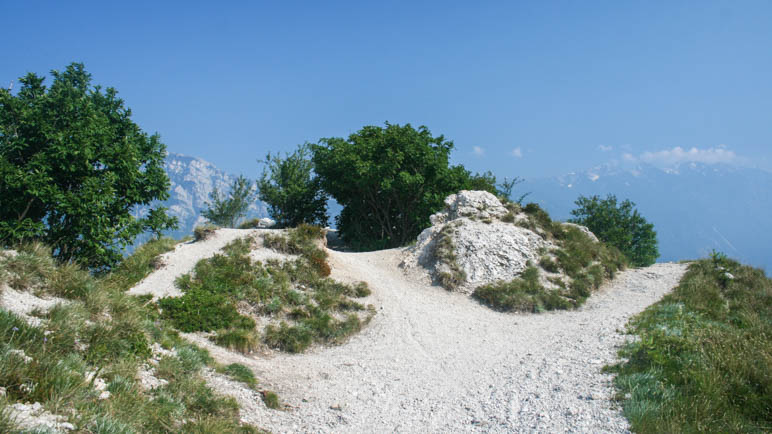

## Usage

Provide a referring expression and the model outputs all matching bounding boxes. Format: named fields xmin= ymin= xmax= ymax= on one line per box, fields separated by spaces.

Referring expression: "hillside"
xmin=6 ymin=190 xmax=767 ymax=432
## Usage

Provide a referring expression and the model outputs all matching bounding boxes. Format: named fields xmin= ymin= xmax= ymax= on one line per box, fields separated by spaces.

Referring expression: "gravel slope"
xmin=156 ymin=239 xmax=686 ymax=433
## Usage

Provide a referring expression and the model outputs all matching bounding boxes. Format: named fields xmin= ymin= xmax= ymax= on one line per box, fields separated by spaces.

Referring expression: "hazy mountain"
xmin=133 ymin=153 xmax=267 ymax=243
xmin=523 ymin=162 xmax=772 ymax=272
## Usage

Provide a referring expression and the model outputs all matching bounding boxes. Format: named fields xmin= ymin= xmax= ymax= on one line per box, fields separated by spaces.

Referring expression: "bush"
xmin=202 ymin=175 xmax=255 ymax=228
xmin=570 ymin=194 xmax=659 ymax=267
xmin=0 ymin=63 xmax=177 ymax=270
xmin=158 ymin=290 xmax=255 ymax=332
xmin=257 ymin=144 xmax=328 ymax=228
xmin=312 ymin=122 xmax=497 ymax=250
xmin=221 ymin=363 xmax=257 ymax=389
xmin=194 ymin=225 xmax=218 ymax=242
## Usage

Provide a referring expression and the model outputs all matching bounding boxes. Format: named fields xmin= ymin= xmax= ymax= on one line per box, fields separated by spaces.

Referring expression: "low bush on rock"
xmin=607 ymin=253 xmax=771 ymax=432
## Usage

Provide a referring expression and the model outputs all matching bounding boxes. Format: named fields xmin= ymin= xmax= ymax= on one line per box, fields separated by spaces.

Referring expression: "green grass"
xmin=219 ymin=363 xmax=258 ymax=389
xmin=104 ymin=237 xmax=177 ymax=291
xmin=260 ymin=390 xmax=281 ymax=409
xmin=160 ymin=226 xmax=373 ymax=353
xmin=607 ymin=253 xmax=772 ymax=433
xmin=433 ymin=223 xmax=467 ymax=290
xmin=473 ymin=217 xmax=627 ymax=313
xmin=193 ymin=224 xmax=218 ymax=241
xmin=0 ymin=244 xmax=257 ymax=432
xmin=473 ymin=267 xmax=573 ymax=312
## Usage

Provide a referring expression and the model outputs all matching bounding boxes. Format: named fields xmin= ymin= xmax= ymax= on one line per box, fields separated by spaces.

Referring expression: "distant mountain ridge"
xmin=524 ymin=162 xmax=772 ymax=273
xmin=133 ymin=153 xmax=267 ymax=244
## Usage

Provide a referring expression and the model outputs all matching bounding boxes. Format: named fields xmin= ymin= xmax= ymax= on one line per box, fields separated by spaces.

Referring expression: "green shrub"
xmin=570 ymin=194 xmax=659 ymax=267
xmin=261 ymin=390 xmax=281 ymax=409
xmin=194 ymin=225 xmax=218 ymax=242
xmin=211 ymin=329 xmax=260 ymax=354
xmin=221 ymin=363 xmax=257 ymax=389
xmin=238 ymin=218 xmax=262 ymax=229
xmin=473 ymin=267 xmax=572 ymax=312
xmin=159 ymin=290 xmax=255 ymax=332
xmin=264 ymin=322 xmax=313 ymax=353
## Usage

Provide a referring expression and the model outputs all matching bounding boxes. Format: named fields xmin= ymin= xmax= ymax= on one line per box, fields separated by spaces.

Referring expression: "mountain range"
xmin=131 ymin=153 xmax=267 ymax=246
xmin=523 ymin=162 xmax=771 ymax=273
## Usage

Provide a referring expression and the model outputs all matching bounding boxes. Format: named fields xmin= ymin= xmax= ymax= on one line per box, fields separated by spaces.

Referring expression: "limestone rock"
xmin=404 ymin=190 xmax=552 ymax=294
xmin=429 ymin=190 xmax=509 ymax=225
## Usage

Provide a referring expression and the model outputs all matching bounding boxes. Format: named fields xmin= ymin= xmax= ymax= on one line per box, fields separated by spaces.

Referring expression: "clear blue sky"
xmin=3 ymin=1 xmax=771 ymax=179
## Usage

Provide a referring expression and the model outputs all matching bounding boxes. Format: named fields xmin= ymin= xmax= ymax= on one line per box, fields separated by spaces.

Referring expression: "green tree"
xmin=311 ymin=122 xmax=496 ymax=250
xmin=202 ymin=175 xmax=255 ymax=228
xmin=256 ymin=144 xmax=328 ymax=228
xmin=569 ymin=194 xmax=659 ymax=267
xmin=0 ymin=63 xmax=177 ymax=270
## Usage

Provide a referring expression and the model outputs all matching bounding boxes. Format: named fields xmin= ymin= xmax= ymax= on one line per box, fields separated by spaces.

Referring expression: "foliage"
xmin=569 ymin=194 xmax=659 ymax=267
xmin=0 ymin=244 xmax=254 ymax=432
xmin=194 ymin=224 xmax=218 ymax=241
xmin=104 ymin=237 xmax=177 ymax=291
xmin=473 ymin=267 xmax=572 ymax=312
xmin=159 ymin=289 xmax=256 ymax=332
xmin=0 ymin=63 xmax=177 ymax=270
xmin=202 ymin=175 xmax=255 ymax=228
xmin=220 ymin=363 xmax=258 ymax=389
xmin=257 ymin=143 xmax=328 ymax=228
xmin=433 ymin=223 xmax=466 ymax=290
xmin=608 ymin=255 xmax=772 ymax=433
xmin=261 ymin=390 xmax=281 ymax=409
xmin=312 ymin=122 xmax=496 ymax=250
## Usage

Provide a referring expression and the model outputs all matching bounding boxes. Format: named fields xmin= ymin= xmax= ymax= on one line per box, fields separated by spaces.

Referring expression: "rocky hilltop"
xmin=402 ymin=190 xmax=617 ymax=303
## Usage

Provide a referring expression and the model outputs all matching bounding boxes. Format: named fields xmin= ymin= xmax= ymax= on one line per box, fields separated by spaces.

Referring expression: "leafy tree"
xmin=256 ymin=144 xmax=328 ymax=228
xmin=202 ymin=175 xmax=255 ymax=228
xmin=569 ymin=194 xmax=659 ymax=267
xmin=0 ymin=63 xmax=177 ymax=270
xmin=311 ymin=122 xmax=496 ymax=250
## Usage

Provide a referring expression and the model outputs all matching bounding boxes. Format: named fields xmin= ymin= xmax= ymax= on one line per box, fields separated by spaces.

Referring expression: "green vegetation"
xmin=159 ymin=226 xmax=373 ymax=353
xmin=312 ymin=122 xmax=497 ymax=251
xmin=607 ymin=253 xmax=771 ymax=433
xmin=0 ymin=243 xmax=256 ymax=432
xmin=433 ymin=223 xmax=467 ymax=290
xmin=0 ymin=63 xmax=177 ymax=271
xmin=203 ymin=175 xmax=256 ymax=228
xmin=261 ymin=390 xmax=281 ymax=409
xmin=473 ymin=205 xmax=627 ymax=312
xmin=194 ymin=224 xmax=218 ymax=241
xmin=570 ymin=194 xmax=659 ymax=267
xmin=257 ymin=143 xmax=329 ymax=227
xmin=219 ymin=363 xmax=258 ymax=389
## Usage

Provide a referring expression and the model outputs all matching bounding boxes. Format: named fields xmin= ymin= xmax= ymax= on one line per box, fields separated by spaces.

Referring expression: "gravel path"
xmin=168 ymin=242 xmax=686 ymax=433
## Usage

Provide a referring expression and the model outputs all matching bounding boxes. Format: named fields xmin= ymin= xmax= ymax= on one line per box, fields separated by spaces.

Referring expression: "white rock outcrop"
xmin=403 ymin=191 xmax=553 ymax=293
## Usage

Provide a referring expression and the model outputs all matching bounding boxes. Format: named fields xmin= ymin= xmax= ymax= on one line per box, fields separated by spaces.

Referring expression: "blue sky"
xmin=2 ymin=1 xmax=771 ymax=179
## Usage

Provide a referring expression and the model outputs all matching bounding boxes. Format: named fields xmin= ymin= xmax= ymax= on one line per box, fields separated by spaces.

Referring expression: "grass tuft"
xmin=220 ymin=363 xmax=258 ymax=389
xmin=194 ymin=225 xmax=218 ymax=242
xmin=261 ymin=390 xmax=281 ymax=409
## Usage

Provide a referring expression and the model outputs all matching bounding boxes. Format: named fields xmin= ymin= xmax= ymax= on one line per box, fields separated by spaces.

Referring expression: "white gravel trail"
xmin=171 ymin=244 xmax=686 ymax=433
